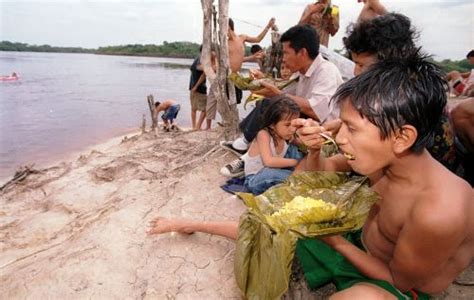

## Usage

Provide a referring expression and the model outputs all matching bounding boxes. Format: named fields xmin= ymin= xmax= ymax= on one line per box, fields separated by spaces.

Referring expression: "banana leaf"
xmin=234 ymin=171 xmax=379 ymax=300
xmin=229 ymin=72 xmax=296 ymax=91
xmin=229 ymin=72 xmax=297 ymax=110
xmin=243 ymin=93 xmax=265 ymax=110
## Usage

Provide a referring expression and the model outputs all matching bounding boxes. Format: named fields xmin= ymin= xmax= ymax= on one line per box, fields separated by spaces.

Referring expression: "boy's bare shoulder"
xmin=415 ymin=166 xmax=472 ymax=230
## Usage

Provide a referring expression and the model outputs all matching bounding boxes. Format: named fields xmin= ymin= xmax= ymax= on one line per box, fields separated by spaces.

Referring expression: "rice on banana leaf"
xmin=267 ymin=196 xmax=340 ymax=230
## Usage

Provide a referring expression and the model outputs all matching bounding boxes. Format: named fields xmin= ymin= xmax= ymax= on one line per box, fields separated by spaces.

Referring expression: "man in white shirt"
xmin=220 ymin=25 xmax=343 ymax=177
xmin=256 ymin=24 xmax=343 ymax=122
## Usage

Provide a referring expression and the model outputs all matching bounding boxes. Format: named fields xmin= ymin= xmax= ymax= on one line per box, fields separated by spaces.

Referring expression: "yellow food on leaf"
xmin=267 ymin=196 xmax=339 ymax=228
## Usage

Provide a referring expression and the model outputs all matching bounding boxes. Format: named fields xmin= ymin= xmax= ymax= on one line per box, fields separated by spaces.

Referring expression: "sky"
xmin=0 ymin=0 xmax=472 ymax=60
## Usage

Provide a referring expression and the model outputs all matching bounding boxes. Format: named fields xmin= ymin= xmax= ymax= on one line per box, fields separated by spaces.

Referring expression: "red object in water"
xmin=0 ymin=75 xmax=19 ymax=81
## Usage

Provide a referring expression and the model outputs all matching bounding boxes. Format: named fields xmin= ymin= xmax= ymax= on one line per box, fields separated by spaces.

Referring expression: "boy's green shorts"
xmin=296 ymin=230 xmax=430 ymax=300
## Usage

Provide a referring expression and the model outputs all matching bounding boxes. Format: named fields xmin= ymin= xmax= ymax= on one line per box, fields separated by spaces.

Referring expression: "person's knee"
xmin=329 ymin=283 xmax=397 ymax=300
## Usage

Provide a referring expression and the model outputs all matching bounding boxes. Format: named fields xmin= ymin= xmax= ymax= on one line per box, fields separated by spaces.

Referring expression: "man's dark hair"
xmin=199 ymin=45 xmax=202 ymax=52
xmin=280 ymin=25 xmax=319 ymax=59
xmin=229 ymin=18 xmax=234 ymax=31
xmin=154 ymin=101 xmax=161 ymax=108
xmin=343 ymin=13 xmax=417 ymax=61
xmin=467 ymin=50 xmax=474 ymax=58
xmin=250 ymin=44 xmax=263 ymax=54
xmin=332 ymin=52 xmax=449 ymax=153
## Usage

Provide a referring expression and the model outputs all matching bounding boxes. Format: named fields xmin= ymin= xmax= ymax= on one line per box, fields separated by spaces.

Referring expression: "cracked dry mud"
xmin=1 ymin=129 xmax=472 ymax=299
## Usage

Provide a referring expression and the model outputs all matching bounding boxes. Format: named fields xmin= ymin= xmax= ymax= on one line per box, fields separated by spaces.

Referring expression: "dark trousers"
xmin=226 ymin=83 xmax=243 ymax=104
xmin=239 ymin=99 xmax=272 ymax=142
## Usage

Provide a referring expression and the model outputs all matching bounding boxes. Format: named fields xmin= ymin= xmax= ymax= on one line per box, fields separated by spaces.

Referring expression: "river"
xmin=0 ymin=51 xmax=251 ymax=179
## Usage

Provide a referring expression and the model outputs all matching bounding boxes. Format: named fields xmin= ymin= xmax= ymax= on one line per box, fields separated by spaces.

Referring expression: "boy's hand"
xmin=254 ymin=50 xmax=265 ymax=60
xmin=292 ymin=118 xmax=331 ymax=152
xmin=267 ymin=17 xmax=276 ymax=29
xmin=249 ymin=68 xmax=265 ymax=80
xmin=254 ymin=81 xmax=282 ymax=97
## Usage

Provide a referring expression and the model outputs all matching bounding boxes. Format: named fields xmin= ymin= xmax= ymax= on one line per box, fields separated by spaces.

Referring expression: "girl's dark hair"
xmin=260 ymin=95 xmax=300 ymax=146
xmin=331 ymin=51 xmax=449 ymax=153
xmin=343 ymin=13 xmax=418 ymax=61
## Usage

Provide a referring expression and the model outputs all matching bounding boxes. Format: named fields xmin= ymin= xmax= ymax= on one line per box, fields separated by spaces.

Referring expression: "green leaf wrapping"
xmin=228 ymin=72 xmax=298 ymax=109
xmin=234 ymin=171 xmax=379 ymax=300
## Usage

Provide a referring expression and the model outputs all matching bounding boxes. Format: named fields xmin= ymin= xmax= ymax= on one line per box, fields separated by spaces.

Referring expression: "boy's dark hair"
xmin=154 ymin=101 xmax=161 ymax=108
xmin=343 ymin=13 xmax=417 ymax=61
xmin=332 ymin=52 xmax=449 ymax=153
xmin=280 ymin=25 xmax=319 ymax=59
xmin=229 ymin=18 xmax=234 ymax=31
xmin=250 ymin=44 xmax=263 ymax=54
xmin=199 ymin=44 xmax=203 ymax=52
xmin=261 ymin=95 xmax=300 ymax=145
xmin=467 ymin=50 xmax=474 ymax=58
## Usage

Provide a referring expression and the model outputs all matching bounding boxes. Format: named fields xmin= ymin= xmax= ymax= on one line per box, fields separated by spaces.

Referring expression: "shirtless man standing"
xmin=148 ymin=56 xmax=473 ymax=298
xmin=298 ymin=0 xmax=339 ymax=47
xmin=227 ymin=17 xmax=275 ymax=73
xmin=206 ymin=17 xmax=275 ymax=122
xmin=357 ymin=0 xmax=388 ymax=23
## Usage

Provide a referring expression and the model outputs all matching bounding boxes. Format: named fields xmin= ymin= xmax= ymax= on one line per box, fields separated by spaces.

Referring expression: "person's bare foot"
xmin=146 ymin=217 xmax=195 ymax=235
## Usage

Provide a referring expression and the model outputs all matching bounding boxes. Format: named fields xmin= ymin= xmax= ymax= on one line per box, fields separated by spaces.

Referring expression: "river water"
xmin=0 ymin=52 xmax=251 ymax=179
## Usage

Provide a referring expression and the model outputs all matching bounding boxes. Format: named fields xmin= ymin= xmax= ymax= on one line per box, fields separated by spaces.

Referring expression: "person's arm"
xmin=191 ymin=73 xmax=206 ymax=93
xmin=242 ymin=18 xmax=275 ymax=44
xmin=243 ymin=51 xmax=264 ymax=63
xmin=386 ymin=198 xmax=469 ymax=291
xmin=324 ymin=192 xmax=469 ymax=292
xmin=153 ymin=106 xmax=162 ymax=119
xmin=368 ymin=0 xmax=388 ymax=15
xmin=321 ymin=235 xmax=394 ymax=282
xmin=325 ymin=9 xmax=339 ymax=36
xmin=256 ymin=130 xmax=299 ymax=168
xmin=254 ymin=82 xmax=318 ymax=120
xmin=299 ymin=4 xmax=325 ymax=25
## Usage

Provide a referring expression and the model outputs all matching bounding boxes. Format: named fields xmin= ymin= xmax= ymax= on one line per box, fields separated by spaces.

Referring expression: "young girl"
xmin=242 ymin=95 xmax=301 ymax=195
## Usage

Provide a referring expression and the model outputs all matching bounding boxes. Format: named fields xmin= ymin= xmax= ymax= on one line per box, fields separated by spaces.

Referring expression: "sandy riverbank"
xmin=1 ymin=127 xmax=472 ymax=299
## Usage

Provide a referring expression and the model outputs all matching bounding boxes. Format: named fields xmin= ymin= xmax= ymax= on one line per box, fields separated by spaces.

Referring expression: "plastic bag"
xmin=234 ymin=171 xmax=378 ymax=300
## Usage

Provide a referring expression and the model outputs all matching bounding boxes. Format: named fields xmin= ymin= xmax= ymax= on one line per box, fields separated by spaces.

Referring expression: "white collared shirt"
xmin=295 ymin=54 xmax=343 ymax=122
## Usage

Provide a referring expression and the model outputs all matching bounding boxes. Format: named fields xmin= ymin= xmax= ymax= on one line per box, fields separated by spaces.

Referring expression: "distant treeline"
xmin=0 ymin=41 xmax=95 ymax=54
xmin=429 ymin=57 xmax=471 ymax=74
xmin=0 ymin=40 xmax=203 ymax=59
xmin=96 ymin=41 xmax=201 ymax=58
xmin=0 ymin=40 xmax=470 ymax=72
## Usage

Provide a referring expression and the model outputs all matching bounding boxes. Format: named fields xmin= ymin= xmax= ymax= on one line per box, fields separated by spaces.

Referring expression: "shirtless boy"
xmin=154 ymin=99 xmax=181 ymax=131
xmin=148 ymin=56 xmax=473 ymax=298
xmin=227 ymin=17 xmax=275 ymax=73
xmin=206 ymin=17 xmax=275 ymax=121
xmin=293 ymin=55 xmax=473 ymax=298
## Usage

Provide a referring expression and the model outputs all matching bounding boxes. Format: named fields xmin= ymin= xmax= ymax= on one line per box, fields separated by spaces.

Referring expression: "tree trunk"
xmin=200 ymin=0 xmax=240 ymax=141
xmin=147 ymin=94 xmax=158 ymax=129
